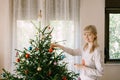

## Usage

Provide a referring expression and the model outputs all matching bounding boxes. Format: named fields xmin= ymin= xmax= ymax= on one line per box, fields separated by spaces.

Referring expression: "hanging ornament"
xmin=54 ymin=61 xmax=57 ymax=65
xmin=28 ymin=46 xmax=32 ymax=51
xmin=48 ymin=26 xmax=51 ymax=29
xmin=25 ymin=53 xmax=30 ymax=58
xmin=47 ymin=25 xmax=51 ymax=29
xmin=62 ymin=76 xmax=67 ymax=80
xmin=37 ymin=66 xmax=42 ymax=71
xmin=48 ymin=48 xmax=53 ymax=53
xmin=16 ymin=58 xmax=20 ymax=62
xmin=61 ymin=55 xmax=66 ymax=60
xmin=16 ymin=52 xmax=19 ymax=57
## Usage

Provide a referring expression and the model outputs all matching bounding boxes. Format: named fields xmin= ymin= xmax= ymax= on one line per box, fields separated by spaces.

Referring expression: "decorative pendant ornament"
xmin=37 ymin=67 xmax=42 ymax=71
xmin=61 ymin=55 xmax=66 ymax=60
xmin=16 ymin=52 xmax=19 ymax=57
xmin=25 ymin=53 xmax=30 ymax=58
xmin=48 ymin=48 xmax=53 ymax=53
xmin=47 ymin=25 xmax=51 ymax=30
xmin=62 ymin=76 xmax=67 ymax=80
xmin=16 ymin=58 xmax=20 ymax=62
xmin=28 ymin=46 xmax=32 ymax=51
xmin=54 ymin=61 xmax=57 ymax=65
xmin=48 ymin=26 xmax=51 ymax=29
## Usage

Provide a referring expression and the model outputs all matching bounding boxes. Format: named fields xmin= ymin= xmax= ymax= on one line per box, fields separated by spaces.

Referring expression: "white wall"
xmin=80 ymin=0 xmax=120 ymax=80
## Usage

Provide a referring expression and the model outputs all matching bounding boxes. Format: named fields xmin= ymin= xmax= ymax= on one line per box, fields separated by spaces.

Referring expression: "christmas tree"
xmin=1 ymin=11 xmax=79 ymax=80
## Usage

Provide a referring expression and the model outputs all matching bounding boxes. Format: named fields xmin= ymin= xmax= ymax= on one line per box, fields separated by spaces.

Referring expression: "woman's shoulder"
xmin=95 ymin=47 xmax=101 ymax=51
xmin=94 ymin=47 xmax=102 ymax=55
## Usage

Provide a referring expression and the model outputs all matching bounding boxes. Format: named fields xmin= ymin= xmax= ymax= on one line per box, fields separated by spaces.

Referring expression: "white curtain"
xmin=12 ymin=0 xmax=81 ymax=73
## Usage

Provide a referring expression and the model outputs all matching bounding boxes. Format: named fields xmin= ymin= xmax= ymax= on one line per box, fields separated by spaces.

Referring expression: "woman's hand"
xmin=74 ymin=64 xmax=85 ymax=69
xmin=50 ymin=43 xmax=59 ymax=48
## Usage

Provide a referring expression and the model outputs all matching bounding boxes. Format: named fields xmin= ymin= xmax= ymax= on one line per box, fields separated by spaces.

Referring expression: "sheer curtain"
xmin=12 ymin=0 xmax=81 ymax=73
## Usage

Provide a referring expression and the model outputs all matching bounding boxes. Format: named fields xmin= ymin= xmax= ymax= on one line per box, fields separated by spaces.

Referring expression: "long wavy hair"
xmin=83 ymin=25 xmax=99 ymax=53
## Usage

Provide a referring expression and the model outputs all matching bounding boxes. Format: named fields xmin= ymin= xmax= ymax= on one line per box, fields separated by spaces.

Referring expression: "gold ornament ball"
xmin=37 ymin=67 xmax=42 ymax=71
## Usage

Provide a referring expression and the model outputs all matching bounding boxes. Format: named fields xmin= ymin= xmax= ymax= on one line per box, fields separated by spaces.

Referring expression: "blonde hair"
xmin=83 ymin=25 xmax=99 ymax=53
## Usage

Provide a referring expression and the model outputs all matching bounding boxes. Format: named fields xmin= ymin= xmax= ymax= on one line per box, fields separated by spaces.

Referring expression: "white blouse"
xmin=61 ymin=46 xmax=103 ymax=80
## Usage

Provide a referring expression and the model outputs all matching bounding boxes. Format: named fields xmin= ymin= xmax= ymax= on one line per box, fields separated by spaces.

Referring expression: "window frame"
xmin=105 ymin=8 xmax=120 ymax=63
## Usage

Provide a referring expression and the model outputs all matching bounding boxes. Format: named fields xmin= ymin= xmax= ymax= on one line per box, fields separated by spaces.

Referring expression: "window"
xmin=17 ymin=20 xmax=37 ymax=50
xmin=105 ymin=0 xmax=120 ymax=63
xmin=105 ymin=9 xmax=120 ymax=63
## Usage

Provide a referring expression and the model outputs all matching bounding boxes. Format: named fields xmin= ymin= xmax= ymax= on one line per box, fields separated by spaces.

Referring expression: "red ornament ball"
xmin=48 ymin=48 xmax=53 ymax=53
xmin=62 ymin=76 xmax=67 ymax=80
xmin=16 ymin=58 xmax=20 ymax=62
xmin=25 ymin=53 xmax=30 ymax=58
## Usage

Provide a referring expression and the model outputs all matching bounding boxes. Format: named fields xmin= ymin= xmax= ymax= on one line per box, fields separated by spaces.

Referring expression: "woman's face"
xmin=83 ymin=31 xmax=96 ymax=43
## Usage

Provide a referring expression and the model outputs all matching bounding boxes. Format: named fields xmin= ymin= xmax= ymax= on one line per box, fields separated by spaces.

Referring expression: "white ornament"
xmin=37 ymin=67 xmax=42 ymax=71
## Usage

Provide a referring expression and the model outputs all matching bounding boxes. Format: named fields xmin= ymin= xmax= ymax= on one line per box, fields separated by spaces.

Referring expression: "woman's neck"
xmin=88 ymin=42 xmax=93 ymax=47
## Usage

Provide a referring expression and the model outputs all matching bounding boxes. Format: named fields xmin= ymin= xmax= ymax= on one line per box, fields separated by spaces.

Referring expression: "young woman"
xmin=50 ymin=25 xmax=103 ymax=80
